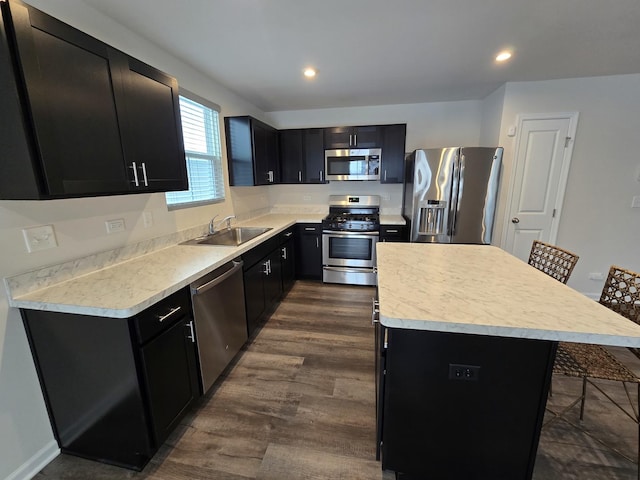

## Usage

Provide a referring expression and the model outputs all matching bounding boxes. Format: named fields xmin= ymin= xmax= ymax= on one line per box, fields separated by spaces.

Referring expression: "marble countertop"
xmin=379 ymin=215 xmax=405 ymax=225
xmin=8 ymin=214 xmax=324 ymax=319
xmin=376 ymin=243 xmax=640 ymax=347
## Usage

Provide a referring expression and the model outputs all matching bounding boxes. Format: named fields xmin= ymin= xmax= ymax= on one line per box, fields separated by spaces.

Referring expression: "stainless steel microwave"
xmin=324 ymin=148 xmax=381 ymax=181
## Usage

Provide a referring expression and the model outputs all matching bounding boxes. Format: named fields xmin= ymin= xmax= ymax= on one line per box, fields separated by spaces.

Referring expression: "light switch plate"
xmin=22 ymin=225 xmax=58 ymax=253
xmin=632 ymin=196 xmax=640 ymax=208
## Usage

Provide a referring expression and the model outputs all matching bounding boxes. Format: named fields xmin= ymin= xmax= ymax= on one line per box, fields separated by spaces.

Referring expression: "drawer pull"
xmin=284 ymin=231 xmax=293 ymax=237
xmin=386 ymin=229 xmax=398 ymax=233
xmin=304 ymin=227 xmax=316 ymax=231
xmin=157 ymin=306 xmax=181 ymax=323
xmin=186 ymin=320 xmax=195 ymax=343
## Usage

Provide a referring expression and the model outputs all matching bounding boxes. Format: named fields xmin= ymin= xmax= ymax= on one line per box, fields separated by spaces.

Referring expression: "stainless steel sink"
xmin=182 ymin=227 xmax=272 ymax=246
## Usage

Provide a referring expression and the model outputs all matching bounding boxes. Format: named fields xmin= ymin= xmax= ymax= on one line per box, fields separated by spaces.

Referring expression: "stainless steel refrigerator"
xmin=403 ymin=147 xmax=503 ymax=244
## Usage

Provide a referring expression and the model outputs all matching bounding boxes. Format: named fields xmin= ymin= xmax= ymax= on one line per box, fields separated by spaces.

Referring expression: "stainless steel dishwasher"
xmin=190 ymin=259 xmax=247 ymax=394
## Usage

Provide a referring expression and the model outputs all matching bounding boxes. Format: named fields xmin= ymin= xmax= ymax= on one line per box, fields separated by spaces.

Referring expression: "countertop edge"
xmin=379 ymin=314 xmax=640 ymax=347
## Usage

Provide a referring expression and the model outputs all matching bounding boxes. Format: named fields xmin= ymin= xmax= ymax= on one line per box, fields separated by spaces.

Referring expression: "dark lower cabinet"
xmin=242 ymin=234 xmax=287 ymax=336
xmin=295 ymin=223 xmax=322 ymax=280
xmin=21 ymin=288 xmax=199 ymax=471
xmin=378 ymin=328 xmax=556 ymax=479
xmin=379 ymin=225 xmax=407 ymax=242
xmin=279 ymin=228 xmax=296 ymax=293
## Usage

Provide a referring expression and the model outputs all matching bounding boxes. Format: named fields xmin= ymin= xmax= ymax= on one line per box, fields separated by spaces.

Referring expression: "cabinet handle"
xmin=157 ymin=306 xmax=181 ymax=323
xmin=186 ymin=320 xmax=195 ymax=343
xmin=371 ymin=299 xmax=380 ymax=325
xmin=386 ymin=229 xmax=398 ymax=233
xmin=349 ymin=134 xmax=353 ymax=146
xmin=316 ymin=237 xmax=319 ymax=248
xmin=284 ymin=231 xmax=293 ymax=237
xmin=281 ymin=246 xmax=287 ymax=260
xmin=354 ymin=133 xmax=357 ymax=146
xmin=130 ymin=162 xmax=139 ymax=186
xmin=141 ymin=162 xmax=148 ymax=186
xmin=319 ymin=170 xmax=323 ymax=182
xmin=304 ymin=227 xmax=316 ymax=231
xmin=267 ymin=170 xmax=274 ymax=183
xmin=298 ymin=171 xmax=302 ymax=182
xmin=384 ymin=170 xmax=387 ymax=182
xmin=263 ymin=260 xmax=270 ymax=275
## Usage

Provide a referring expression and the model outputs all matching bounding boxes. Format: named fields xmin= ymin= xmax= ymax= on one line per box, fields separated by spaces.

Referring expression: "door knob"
xmin=511 ymin=217 xmax=520 ymax=224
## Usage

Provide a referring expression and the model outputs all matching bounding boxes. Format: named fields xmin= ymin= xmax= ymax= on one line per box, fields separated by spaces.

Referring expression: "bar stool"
xmin=547 ymin=265 xmax=640 ymax=476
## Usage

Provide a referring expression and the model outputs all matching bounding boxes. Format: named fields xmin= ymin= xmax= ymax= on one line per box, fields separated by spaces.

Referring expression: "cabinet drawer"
xmin=242 ymin=235 xmax=279 ymax=270
xmin=133 ymin=288 xmax=191 ymax=344
xmin=296 ymin=223 xmax=322 ymax=234
xmin=279 ymin=227 xmax=295 ymax=244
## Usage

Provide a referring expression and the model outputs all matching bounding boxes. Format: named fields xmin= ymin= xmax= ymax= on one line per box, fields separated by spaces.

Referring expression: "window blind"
xmin=166 ymin=94 xmax=224 ymax=207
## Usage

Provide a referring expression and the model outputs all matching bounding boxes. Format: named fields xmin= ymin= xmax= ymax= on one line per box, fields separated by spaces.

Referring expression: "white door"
xmin=503 ymin=113 xmax=579 ymax=262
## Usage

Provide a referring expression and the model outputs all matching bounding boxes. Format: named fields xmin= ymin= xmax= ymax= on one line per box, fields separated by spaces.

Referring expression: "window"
xmin=165 ymin=91 xmax=224 ymax=208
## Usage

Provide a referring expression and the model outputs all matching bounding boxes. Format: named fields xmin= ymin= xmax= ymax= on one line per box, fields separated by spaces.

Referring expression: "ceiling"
xmin=80 ymin=0 xmax=640 ymax=112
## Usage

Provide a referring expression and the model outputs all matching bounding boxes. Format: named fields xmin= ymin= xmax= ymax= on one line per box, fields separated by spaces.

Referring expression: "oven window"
xmin=326 ymin=156 xmax=367 ymax=176
xmin=329 ymin=236 xmax=373 ymax=260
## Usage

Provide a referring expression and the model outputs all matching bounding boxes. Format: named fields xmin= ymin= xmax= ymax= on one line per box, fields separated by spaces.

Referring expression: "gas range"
xmin=322 ymin=195 xmax=380 ymax=287
xmin=322 ymin=195 xmax=381 ymax=232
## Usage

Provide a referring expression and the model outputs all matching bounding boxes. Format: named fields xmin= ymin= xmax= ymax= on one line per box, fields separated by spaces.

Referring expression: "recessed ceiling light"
xmin=495 ymin=51 xmax=512 ymax=62
xmin=303 ymin=67 xmax=317 ymax=78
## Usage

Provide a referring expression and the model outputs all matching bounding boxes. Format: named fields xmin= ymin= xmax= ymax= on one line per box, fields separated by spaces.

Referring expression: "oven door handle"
xmin=322 ymin=231 xmax=380 ymax=237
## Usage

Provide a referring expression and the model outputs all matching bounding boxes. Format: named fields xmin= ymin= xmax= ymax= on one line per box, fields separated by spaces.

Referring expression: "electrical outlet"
xmin=105 ymin=218 xmax=125 ymax=234
xmin=449 ymin=364 xmax=481 ymax=382
xmin=22 ymin=225 xmax=58 ymax=253
xmin=588 ymin=272 xmax=605 ymax=280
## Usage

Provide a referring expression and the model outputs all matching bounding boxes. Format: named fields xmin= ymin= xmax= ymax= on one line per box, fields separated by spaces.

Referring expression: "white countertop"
xmin=376 ymin=243 xmax=640 ymax=347
xmin=379 ymin=215 xmax=405 ymax=225
xmin=8 ymin=214 xmax=324 ymax=318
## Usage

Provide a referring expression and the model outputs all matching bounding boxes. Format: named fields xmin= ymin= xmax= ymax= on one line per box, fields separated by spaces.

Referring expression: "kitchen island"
xmin=375 ymin=243 xmax=640 ymax=479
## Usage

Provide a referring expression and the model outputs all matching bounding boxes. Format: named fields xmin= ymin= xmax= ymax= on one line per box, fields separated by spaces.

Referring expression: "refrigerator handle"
xmin=449 ymin=153 xmax=464 ymax=236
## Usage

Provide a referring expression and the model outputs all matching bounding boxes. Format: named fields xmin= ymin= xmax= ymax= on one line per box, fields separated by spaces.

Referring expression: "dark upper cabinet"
xmin=225 ymin=116 xmax=279 ymax=186
xmin=380 ymin=124 xmax=407 ymax=184
xmin=115 ymin=55 xmax=187 ymax=192
xmin=278 ymin=128 xmax=325 ymax=184
xmin=278 ymin=129 xmax=303 ymax=183
xmin=0 ymin=0 xmax=187 ymax=199
xmin=324 ymin=125 xmax=383 ymax=149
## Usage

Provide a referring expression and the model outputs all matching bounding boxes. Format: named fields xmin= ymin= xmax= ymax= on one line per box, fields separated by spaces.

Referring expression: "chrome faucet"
xmin=208 ymin=215 xmax=236 ymax=234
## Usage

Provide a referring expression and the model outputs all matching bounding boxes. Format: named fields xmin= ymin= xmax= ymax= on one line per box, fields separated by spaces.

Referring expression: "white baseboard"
xmin=5 ymin=440 xmax=59 ymax=480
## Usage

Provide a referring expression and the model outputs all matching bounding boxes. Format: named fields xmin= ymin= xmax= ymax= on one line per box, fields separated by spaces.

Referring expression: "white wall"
xmin=479 ymin=85 xmax=506 ymax=146
xmin=492 ymin=74 xmax=640 ymax=296
xmin=0 ymin=1 xmax=267 ymax=478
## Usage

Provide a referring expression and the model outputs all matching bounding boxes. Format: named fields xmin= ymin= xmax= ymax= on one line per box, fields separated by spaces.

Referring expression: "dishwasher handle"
xmin=192 ymin=260 xmax=243 ymax=295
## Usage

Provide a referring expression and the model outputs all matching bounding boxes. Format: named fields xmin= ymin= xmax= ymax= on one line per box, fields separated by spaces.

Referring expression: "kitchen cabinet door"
xmin=263 ymin=249 xmax=283 ymax=307
xmin=295 ymin=224 xmax=322 ymax=280
xmin=226 ymin=116 xmax=279 ymax=186
xmin=279 ymin=129 xmax=304 ymax=183
xmin=280 ymin=236 xmax=296 ymax=293
xmin=115 ymin=55 xmax=187 ymax=192
xmin=380 ymin=124 xmax=407 ymax=184
xmin=139 ymin=315 xmax=198 ymax=446
xmin=324 ymin=125 xmax=383 ymax=149
xmin=244 ymin=260 xmax=267 ymax=336
xmin=1 ymin=0 xmax=130 ymax=198
xmin=303 ymin=128 xmax=326 ymax=183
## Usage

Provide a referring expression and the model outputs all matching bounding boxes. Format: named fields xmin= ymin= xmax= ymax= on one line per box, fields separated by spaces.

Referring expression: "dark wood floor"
xmin=35 ymin=281 xmax=639 ymax=479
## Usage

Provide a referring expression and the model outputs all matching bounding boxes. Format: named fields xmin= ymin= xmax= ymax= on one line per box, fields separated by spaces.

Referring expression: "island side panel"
xmin=381 ymin=329 xmax=556 ymax=479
